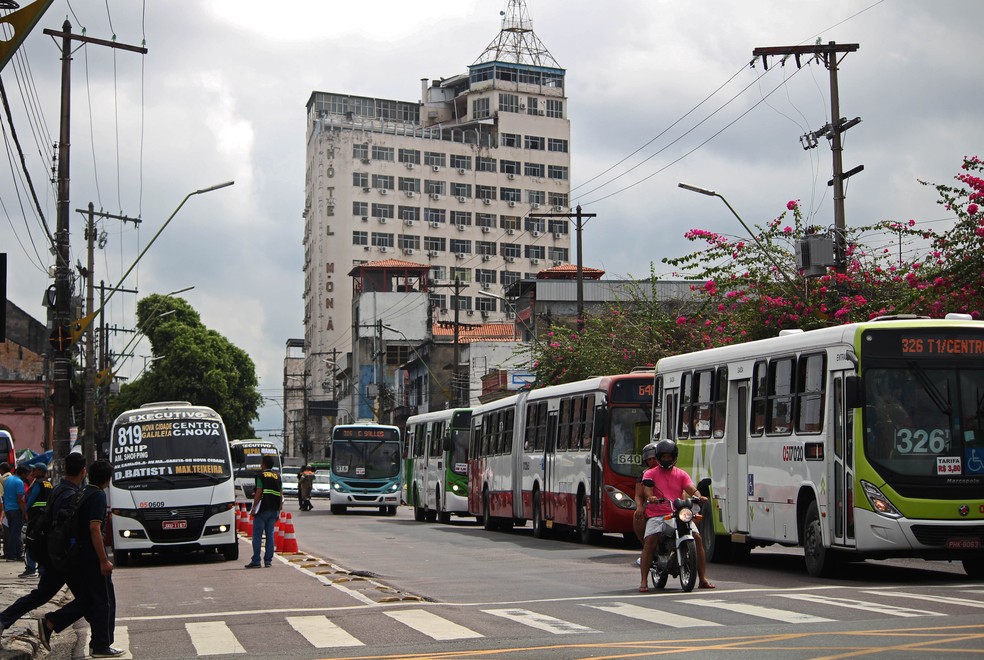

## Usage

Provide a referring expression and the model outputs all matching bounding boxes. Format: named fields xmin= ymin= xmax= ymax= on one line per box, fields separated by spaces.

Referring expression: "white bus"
xmin=468 ymin=373 xmax=655 ymax=542
xmin=109 ymin=401 xmax=238 ymax=566
xmin=652 ymin=315 xmax=984 ymax=577
xmin=229 ymin=439 xmax=282 ymax=498
xmin=405 ymin=408 xmax=472 ymax=523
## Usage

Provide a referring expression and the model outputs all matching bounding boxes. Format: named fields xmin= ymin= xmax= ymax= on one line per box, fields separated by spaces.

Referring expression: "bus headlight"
xmin=861 ymin=480 xmax=902 ymax=519
xmin=388 ymin=483 xmax=400 ymax=492
xmin=604 ymin=485 xmax=636 ymax=510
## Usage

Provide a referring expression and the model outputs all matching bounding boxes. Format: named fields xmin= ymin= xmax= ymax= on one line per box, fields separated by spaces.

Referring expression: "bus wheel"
xmin=803 ymin=500 xmax=838 ymax=577
xmin=331 ymin=504 xmax=347 ymax=515
xmin=963 ymin=559 xmax=984 ymax=579
xmin=115 ymin=549 xmax=130 ymax=567
xmin=222 ymin=543 xmax=239 ymax=561
xmin=576 ymin=494 xmax=600 ymax=544
xmin=437 ymin=489 xmax=451 ymax=524
xmin=532 ymin=490 xmax=549 ymax=539
xmin=412 ymin=486 xmax=425 ymax=521
xmin=482 ymin=490 xmax=498 ymax=532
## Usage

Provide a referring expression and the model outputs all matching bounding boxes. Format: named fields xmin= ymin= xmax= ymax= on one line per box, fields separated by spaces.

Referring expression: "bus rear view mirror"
xmin=844 ymin=375 xmax=863 ymax=409
xmin=593 ymin=408 xmax=609 ymax=437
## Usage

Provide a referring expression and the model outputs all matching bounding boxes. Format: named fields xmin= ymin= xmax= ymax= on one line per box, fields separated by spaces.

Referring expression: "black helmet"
xmin=654 ymin=439 xmax=678 ymax=469
xmin=641 ymin=443 xmax=658 ymax=464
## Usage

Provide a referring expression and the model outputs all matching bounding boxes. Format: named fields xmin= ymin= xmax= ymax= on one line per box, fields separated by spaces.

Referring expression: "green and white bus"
xmin=329 ymin=422 xmax=402 ymax=515
xmin=405 ymin=408 xmax=472 ymax=523
xmin=652 ymin=314 xmax=984 ymax=577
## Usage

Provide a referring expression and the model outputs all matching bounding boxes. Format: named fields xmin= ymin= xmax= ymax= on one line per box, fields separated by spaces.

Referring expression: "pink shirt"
xmin=641 ymin=465 xmax=694 ymax=518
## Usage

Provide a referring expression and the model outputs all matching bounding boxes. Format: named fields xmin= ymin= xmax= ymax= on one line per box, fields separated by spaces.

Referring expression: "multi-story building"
xmin=301 ymin=0 xmax=570 ymax=421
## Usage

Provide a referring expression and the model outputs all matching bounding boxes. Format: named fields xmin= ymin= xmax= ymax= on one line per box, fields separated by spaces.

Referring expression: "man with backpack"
xmin=37 ymin=458 xmax=123 ymax=658
xmin=0 ymin=453 xmax=85 ymax=646
xmin=20 ymin=463 xmax=52 ymax=578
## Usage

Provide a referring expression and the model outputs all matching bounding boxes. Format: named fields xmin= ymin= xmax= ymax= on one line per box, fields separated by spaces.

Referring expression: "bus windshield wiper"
xmin=907 ymin=361 xmax=952 ymax=416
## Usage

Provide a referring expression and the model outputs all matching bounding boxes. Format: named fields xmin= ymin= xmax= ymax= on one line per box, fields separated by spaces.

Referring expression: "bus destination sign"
xmin=334 ymin=427 xmax=400 ymax=442
xmin=864 ymin=328 xmax=984 ymax=359
xmin=611 ymin=378 xmax=655 ymax=404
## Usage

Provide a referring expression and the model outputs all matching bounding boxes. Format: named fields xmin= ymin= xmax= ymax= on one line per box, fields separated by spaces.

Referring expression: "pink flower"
xmin=908 ymin=219 xmax=916 ymax=227
xmin=676 ymin=316 xmax=687 ymax=325
xmin=969 ymin=203 xmax=980 ymax=215
xmin=783 ymin=226 xmax=793 ymax=234
xmin=787 ymin=200 xmax=798 ymax=211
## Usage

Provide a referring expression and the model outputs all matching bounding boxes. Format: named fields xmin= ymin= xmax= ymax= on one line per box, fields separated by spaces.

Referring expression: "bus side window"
xmin=679 ymin=372 xmax=693 ymax=438
xmin=768 ymin=357 xmax=795 ymax=435
xmin=503 ymin=408 xmax=514 ymax=454
xmin=751 ymin=361 xmax=767 ymax=436
xmin=694 ymin=369 xmax=714 ymax=438
xmin=712 ymin=367 xmax=728 ymax=438
xmin=796 ymin=353 xmax=826 ymax=434
xmin=582 ymin=397 xmax=594 ymax=450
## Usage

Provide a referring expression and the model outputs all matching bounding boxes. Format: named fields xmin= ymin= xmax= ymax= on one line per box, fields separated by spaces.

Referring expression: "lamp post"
xmin=677 ymin=183 xmax=799 ymax=295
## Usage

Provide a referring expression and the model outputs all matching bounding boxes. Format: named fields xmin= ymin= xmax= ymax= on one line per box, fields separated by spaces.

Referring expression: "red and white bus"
xmin=467 ymin=373 xmax=655 ymax=542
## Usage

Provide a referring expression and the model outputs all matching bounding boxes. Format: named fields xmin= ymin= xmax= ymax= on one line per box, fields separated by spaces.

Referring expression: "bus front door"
xmin=831 ymin=373 xmax=856 ymax=548
xmin=543 ymin=410 xmax=558 ymax=521
xmin=726 ymin=381 xmax=750 ymax=534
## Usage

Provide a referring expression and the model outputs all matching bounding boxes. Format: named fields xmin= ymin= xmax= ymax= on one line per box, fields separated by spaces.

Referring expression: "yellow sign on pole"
xmin=0 ymin=1 xmax=56 ymax=71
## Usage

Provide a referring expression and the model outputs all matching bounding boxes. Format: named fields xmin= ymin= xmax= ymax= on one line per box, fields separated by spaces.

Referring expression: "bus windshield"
xmin=863 ymin=366 xmax=984 ymax=478
xmin=112 ymin=419 xmax=232 ymax=488
xmin=608 ymin=406 xmax=653 ymax=477
xmin=332 ymin=440 xmax=401 ymax=479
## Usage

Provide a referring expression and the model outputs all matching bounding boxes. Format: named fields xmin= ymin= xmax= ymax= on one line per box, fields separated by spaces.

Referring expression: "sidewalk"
xmin=0 ymin=559 xmax=80 ymax=660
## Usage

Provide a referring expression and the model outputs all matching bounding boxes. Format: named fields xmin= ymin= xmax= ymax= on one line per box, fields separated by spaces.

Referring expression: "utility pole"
xmin=431 ymin=279 xmax=480 ymax=407
xmin=528 ymin=205 xmax=597 ymax=332
xmin=752 ymin=42 xmax=861 ymax=273
xmin=43 ymin=20 xmax=147 ymax=468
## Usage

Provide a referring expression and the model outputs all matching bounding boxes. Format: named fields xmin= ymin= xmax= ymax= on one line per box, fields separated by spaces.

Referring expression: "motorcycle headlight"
xmin=677 ymin=508 xmax=694 ymax=523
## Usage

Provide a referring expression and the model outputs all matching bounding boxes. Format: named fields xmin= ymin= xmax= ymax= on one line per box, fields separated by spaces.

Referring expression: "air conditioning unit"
xmin=455 ymin=253 xmax=466 ymax=260
xmin=406 ymin=191 xmax=415 ymax=198
xmin=506 ymin=228 xmax=515 ymax=235
xmin=466 ymin=310 xmax=474 ymax=316
xmin=482 ymin=226 xmax=491 ymax=233
xmin=505 ymin=256 xmax=515 ymax=263
xmin=507 ymin=173 xmax=516 ymax=180
xmin=361 ymin=216 xmax=369 ymax=222
xmin=552 ymin=205 xmax=564 ymax=212
xmin=553 ymin=232 xmax=564 ymax=239
xmin=457 ymin=196 xmax=466 ymax=203
xmin=531 ymin=230 xmax=541 ymax=237
xmin=379 ymin=189 xmax=388 ymax=195
xmin=379 ymin=246 xmax=390 ymax=253
xmin=427 ymin=250 xmax=439 ymax=257
xmin=532 ymin=203 xmax=540 ymax=209
xmin=432 ymin=165 xmax=440 ymax=172
xmin=552 ymin=260 xmax=563 ymax=266
xmin=378 ymin=217 xmax=388 ymax=224
xmin=457 ymin=168 xmax=466 ymax=175
xmin=481 ymin=310 xmax=490 ymax=319
xmin=508 ymin=201 xmax=516 ymax=208
xmin=405 ymin=162 xmax=415 ymax=169
xmin=363 ymin=187 xmax=371 ymax=193
xmin=457 ymin=224 xmax=466 ymax=231
xmin=430 ymin=193 xmax=441 ymax=200
xmin=530 ymin=258 xmax=540 ymax=265
xmin=429 ymin=221 xmax=441 ymax=228
xmin=363 ymin=246 xmax=371 ymax=251
xmin=481 ymin=282 xmax=491 ymax=289
xmin=404 ymin=248 xmax=415 ymax=255
xmin=483 ymin=198 xmax=492 ymax=205
xmin=404 ymin=219 xmax=415 ymax=226
xmin=482 ymin=255 xmax=492 ymax=262
xmin=506 ymin=311 xmax=515 ymax=319
xmin=361 ymin=158 xmax=371 ymax=165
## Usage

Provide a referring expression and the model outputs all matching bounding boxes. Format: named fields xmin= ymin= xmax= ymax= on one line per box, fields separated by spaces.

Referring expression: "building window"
xmin=386 ymin=345 xmax=410 ymax=367
xmin=353 ymin=143 xmax=369 ymax=159
xmin=430 ymin=265 xmax=446 ymax=281
xmin=498 ymin=93 xmax=520 ymax=113
xmin=526 ymin=97 xmax=539 ymax=116
xmin=398 ymin=148 xmax=420 ymax=164
xmin=525 ymin=217 xmax=545 ymax=233
xmin=502 ymin=242 xmax=521 ymax=258
xmin=500 ymin=160 xmax=521 ymax=175
xmin=500 ymin=270 xmax=520 ymax=286
xmin=430 ymin=293 xmax=447 ymax=310
xmin=476 ymin=185 xmax=497 ymax=201
xmin=424 ymin=151 xmax=446 ymax=168
xmin=450 ymin=239 xmax=472 ymax=254
xmin=500 ymin=215 xmax=520 ymax=231
xmin=450 ymin=154 xmax=472 ymax=170
xmin=399 ymin=234 xmax=420 ymax=250
xmin=425 ymin=180 xmax=446 ymax=195
xmin=548 ymin=247 xmax=569 ymax=261
xmin=477 ymin=157 xmax=497 ymax=173
xmin=398 ymin=177 xmax=420 ymax=193
xmin=501 ymin=133 xmax=520 ymax=148
xmin=372 ymin=174 xmax=394 ymax=190
xmin=450 ymin=183 xmax=471 ymax=198
xmin=424 ymin=236 xmax=446 ymax=252
xmin=450 ymin=267 xmax=471 ymax=284
xmin=525 ymin=245 xmax=545 ymax=259
xmin=524 ymin=162 xmax=545 ymax=178
xmin=353 ymin=172 xmax=368 ymax=187
xmin=371 ymin=146 xmax=394 ymax=161
xmin=472 ymin=97 xmax=490 ymax=120
xmin=548 ymin=192 xmax=569 ymax=207
xmin=476 ymin=241 xmax=497 ymax=256
xmin=500 ymin=187 xmax=521 ymax=202
xmin=450 ymin=211 xmax=472 ymax=226
xmin=546 ymin=99 xmax=563 ymax=118
xmin=371 ymin=232 xmax=395 ymax=248
xmin=424 ymin=208 xmax=446 ymax=224
xmin=353 ymin=201 xmax=368 ymax=216
xmin=399 ymin=206 xmax=420 ymax=222
xmin=352 ymin=231 xmax=368 ymax=246
xmin=476 ymin=213 xmax=495 ymax=229
xmin=476 ymin=296 xmax=496 ymax=312
xmin=524 ymin=135 xmax=545 ymax=150
xmin=526 ymin=190 xmax=545 ymax=205
xmin=548 ymin=220 xmax=568 ymax=234
xmin=547 ymin=165 xmax=569 ymax=180
xmin=547 ymin=138 xmax=568 ymax=153
xmin=476 ymin=268 xmax=496 ymax=285
xmin=371 ymin=203 xmax=394 ymax=218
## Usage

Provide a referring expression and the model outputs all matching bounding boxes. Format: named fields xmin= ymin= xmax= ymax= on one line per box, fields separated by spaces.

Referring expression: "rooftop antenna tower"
xmin=473 ymin=0 xmax=560 ymax=68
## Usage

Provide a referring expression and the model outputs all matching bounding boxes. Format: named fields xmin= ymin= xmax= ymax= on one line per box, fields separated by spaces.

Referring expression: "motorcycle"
xmin=641 ymin=478 xmax=705 ymax=593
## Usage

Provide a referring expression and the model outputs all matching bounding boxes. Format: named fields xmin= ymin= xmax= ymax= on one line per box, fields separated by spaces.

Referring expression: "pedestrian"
xmin=298 ymin=465 xmax=315 ymax=511
xmin=0 ymin=453 xmax=85 ymax=645
xmin=38 ymin=458 xmax=124 ymax=658
xmin=20 ymin=463 xmax=52 ymax=578
xmin=0 ymin=461 xmax=10 ymax=557
xmin=2 ymin=465 xmax=28 ymax=561
xmin=245 ymin=454 xmax=282 ymax=568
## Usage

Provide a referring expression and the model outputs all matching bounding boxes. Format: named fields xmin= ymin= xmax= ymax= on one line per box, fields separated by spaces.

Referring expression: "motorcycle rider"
xmin=639 ymin=439 xmax=715 ymax=592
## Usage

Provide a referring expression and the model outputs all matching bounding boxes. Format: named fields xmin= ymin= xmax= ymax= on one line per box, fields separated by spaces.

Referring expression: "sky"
xmin=2 ymin=0 xmax=981 ymax=444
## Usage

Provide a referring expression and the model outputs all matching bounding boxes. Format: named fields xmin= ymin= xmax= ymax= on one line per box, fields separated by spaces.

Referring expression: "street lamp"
xmin=677 ymin=183 xmax=799 ymax=295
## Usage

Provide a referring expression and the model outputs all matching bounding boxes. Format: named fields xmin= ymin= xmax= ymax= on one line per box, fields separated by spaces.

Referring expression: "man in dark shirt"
xmin=246 ymin=455 xmax=283 ymax=568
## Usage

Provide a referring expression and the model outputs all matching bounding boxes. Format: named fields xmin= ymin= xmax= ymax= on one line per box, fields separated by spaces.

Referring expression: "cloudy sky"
xmin=3 ymin=0 xmax=981 ymax=443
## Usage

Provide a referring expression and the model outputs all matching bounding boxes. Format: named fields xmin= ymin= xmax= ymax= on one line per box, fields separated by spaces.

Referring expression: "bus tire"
xmin=576 ymin=493 xmax=600 ymax=544
xmin=437 ymin=489 xmax=451 ymax=524
xmin=482 ymin=490 xmax=498 ymax=532
xmin=115 ymin=549 xmax=130 ymax=567
xmin=222 ymin=542 xmax=239 ymax=561
xmin=412 ymin=486 xmax=425 ymax=521
xmin=803 ymin=500 xmax=838 ymax=577
xmin=963 ymin=559 xmax=984 ymax=579
xmin=331 ymin=504 xmax=347 ymax=515
xmin=532 ymin=490 xmax=549 ymax=539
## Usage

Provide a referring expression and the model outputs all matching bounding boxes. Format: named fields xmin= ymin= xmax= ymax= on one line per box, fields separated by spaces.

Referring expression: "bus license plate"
xmin=946 ymin=537 xmax=980 ymax=550
xmin=162 ymin=520 xmax=187 ymax=530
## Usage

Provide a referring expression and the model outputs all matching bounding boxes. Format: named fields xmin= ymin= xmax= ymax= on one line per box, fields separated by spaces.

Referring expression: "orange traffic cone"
xmin=244 ymin=513 xmax=252 ymax=536
xmin=274 ymin=515 xmax=284 ymax=552
xmin=236 ymin=504 xmax=244 ymax=533
xmin=282 ymin=513 xmax=298 ymax=553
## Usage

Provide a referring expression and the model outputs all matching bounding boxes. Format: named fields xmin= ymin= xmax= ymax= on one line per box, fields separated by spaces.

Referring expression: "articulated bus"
xmin=468 ymin=373 xmax=655 ymax=542
xmin=653 ymin=315 xmax=984 ymax=578
xmin=109 ymin=402 xmax=238 ymax=566
xmin=329 ymin=422 xmax=402 ymax=515
xmin=405 ymin=408 xmax=472 ymax=523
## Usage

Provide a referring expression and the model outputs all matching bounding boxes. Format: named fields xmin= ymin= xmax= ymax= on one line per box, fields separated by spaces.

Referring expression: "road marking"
xmin=864 ymin=590 xmax=984 ymax=609
xmin=113 ymin=626 xmax=133 ymax=659
xmin=583 ymin=602 xmax=722 ymax=628
xmin=384 ymin=609 xmax=484 ymax=640
xmin=185 ymin=621 xmax=246 ymax=655
xmin=483 ymin=608 xmax=599 ymax=634
xmin=779 ymin=593 xmax=941 ymax=617
xmin=685 ymin=598 xmax=834 ymax=623
xmin=287 ymin=615 xmax=364 ymax=647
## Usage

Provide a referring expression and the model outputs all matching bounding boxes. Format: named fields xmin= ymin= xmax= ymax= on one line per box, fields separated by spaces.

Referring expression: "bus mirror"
xmin=844 ymin=375 xmax=863 ymax=409
xmin=641 ymin=478 xmax=655 ymax=488
xmin=443 ymin=434 xmax=453 ymax=452
xmin=696 ymin=477 xmax=712 ymax=497
xmin=593 ymin=408 xmax=609 ymax=436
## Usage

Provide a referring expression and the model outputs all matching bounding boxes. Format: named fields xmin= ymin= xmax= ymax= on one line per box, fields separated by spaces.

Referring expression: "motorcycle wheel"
xmin=678 ymin=539 xmax=698 ymax=592
xmin=650 ymin=559 xmax=669 ymax=590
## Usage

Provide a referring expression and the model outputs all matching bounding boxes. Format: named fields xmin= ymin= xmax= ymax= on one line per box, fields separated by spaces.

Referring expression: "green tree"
xmin=110 ymin=295 xmax=262 ymax=437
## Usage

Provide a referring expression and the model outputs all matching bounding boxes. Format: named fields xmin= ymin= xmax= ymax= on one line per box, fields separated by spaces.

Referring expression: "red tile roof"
xmin=431 ymin=322 xmax=520 ymax=343
xmin=535 ymin=264 xmax=605 ymax=280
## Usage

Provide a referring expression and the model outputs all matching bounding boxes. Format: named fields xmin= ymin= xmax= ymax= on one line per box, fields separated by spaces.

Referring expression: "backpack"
xmin=45 ymin=485 xmax=98 ymax=570
xmin=24 ymin=506 xmax=53 ymax=566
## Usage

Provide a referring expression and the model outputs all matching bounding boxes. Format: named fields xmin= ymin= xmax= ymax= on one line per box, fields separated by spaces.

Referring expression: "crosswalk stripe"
xmin=583 ymin=602 xmax=722 ymax=628
xmin=185 ymin=621 xmax=246 ymax=656
xmin=384 ymin=609 xmax=484 ymax=640
xmin=287 ymin=615 xmax=364 ymax=648
xmin=685 ymin=598 xmax=834 ymax=624
xmin=483 ymin=608 xmax=599 ymax=634
xmin=864 ymin=590 xmax=984 ymax=609
xmin=779 ymin=593 xmax=941 ymax=617
xmin=113 ymin=626 xmax=133 ymax=659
